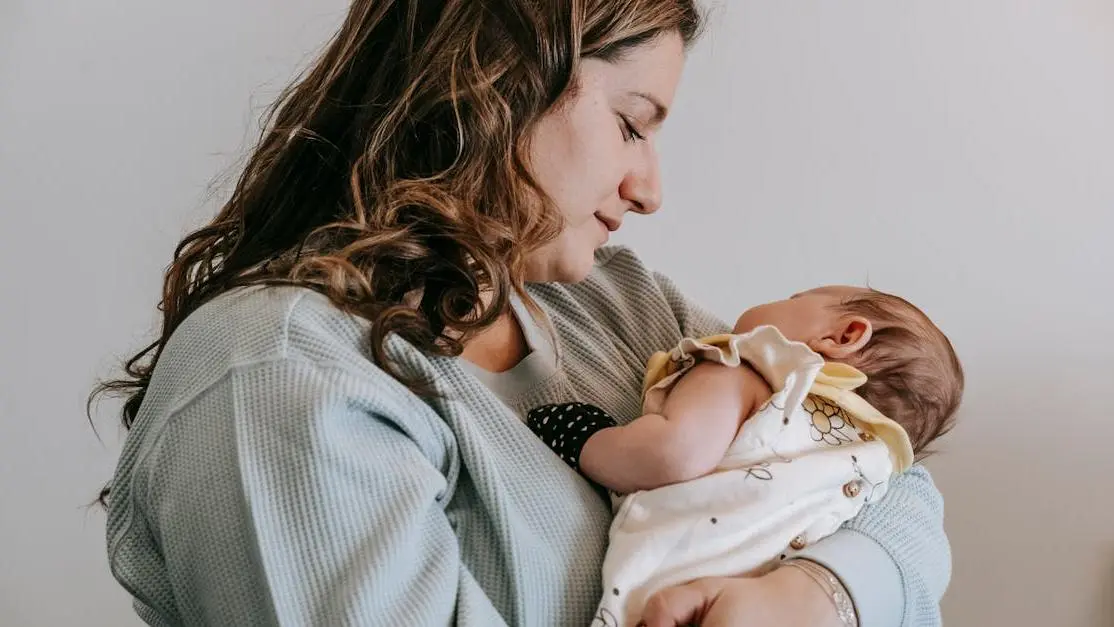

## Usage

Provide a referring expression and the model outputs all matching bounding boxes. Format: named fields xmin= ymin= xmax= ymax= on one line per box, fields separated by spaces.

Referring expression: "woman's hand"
xmin=639 ymin=563 xmax=849 ymax=627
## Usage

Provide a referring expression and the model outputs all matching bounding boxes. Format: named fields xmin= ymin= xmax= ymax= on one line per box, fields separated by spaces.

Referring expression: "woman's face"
xmin=524 ymin=33 xmax=686 ymax=283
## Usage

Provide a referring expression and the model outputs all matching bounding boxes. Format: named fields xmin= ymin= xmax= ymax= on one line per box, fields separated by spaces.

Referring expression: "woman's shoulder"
xmin=590 ymin=244 xmax=654 ymax=282
xmin=151 ymin=285 xmax=389 ymax=409
xmin=175 ymin=284 xmax=366 ymax=357
xmin=580 ymin=245 xmax=695 ymax=311
xmin=534 ymin=245 xmax=728 ymax=341
xmin=550 ymin=244 xmax=659 ymax=306
xmin=122 ymin=285 xmax=442 ymax=484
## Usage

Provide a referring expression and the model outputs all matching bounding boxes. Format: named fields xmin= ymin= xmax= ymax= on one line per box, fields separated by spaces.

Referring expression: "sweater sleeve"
xmin=135 ymin=358 xmax=506 ymax=626
xmin=794 ymin=465 xmax=951 ymax=627
xmin=651 ymin=269 xmax=951 ymax=627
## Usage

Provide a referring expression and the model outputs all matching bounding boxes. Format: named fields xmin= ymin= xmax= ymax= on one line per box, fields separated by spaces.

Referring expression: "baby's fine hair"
xmin=835 ymin=290 xmax=964 ymax=458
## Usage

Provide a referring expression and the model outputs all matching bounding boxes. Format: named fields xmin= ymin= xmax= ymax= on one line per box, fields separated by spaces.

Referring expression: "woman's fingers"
xmin=638 ymin=578 xmax=727 ymax=627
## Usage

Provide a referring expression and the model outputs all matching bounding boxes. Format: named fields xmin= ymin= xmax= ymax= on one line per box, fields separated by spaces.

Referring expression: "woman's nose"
xmin=620 ymin=154 xmax=663 ymax=215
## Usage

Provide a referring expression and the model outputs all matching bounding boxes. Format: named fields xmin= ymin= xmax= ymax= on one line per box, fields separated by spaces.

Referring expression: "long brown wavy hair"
xmin=91 ymin=1 xmax=701 ymax=469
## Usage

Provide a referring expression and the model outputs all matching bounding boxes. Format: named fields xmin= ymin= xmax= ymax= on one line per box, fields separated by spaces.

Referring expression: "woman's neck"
xmin=460 ymin=308 xmax=531 ymax=373
xmin=410 ymin=284 xmax=530 ymax=372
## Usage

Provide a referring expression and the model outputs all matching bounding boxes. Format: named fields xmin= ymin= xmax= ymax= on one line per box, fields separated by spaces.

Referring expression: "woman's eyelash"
xmin=620 ymin=115 xmax=645 ymax=142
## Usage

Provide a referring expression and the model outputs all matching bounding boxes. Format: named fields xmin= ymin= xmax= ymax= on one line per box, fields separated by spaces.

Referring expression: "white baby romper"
xmin=590 ymin=325 xmax=914 ymax=627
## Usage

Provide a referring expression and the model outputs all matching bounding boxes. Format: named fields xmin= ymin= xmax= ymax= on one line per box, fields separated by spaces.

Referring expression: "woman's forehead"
xmin=586 ymin=33 xmax=686 ymax=112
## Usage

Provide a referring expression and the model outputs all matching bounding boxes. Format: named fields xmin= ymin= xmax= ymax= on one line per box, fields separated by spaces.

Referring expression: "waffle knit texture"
xmin=105 ymin=246 xmax=949 ymax=626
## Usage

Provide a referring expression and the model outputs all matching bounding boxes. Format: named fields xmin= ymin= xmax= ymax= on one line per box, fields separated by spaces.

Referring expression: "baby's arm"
xmin=579 ymin=363 xmax=772 ymax=493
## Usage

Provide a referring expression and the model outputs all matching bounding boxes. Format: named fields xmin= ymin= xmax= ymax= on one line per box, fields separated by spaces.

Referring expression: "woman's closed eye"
xmin=619 ymin=115 xmax=646 ymax=142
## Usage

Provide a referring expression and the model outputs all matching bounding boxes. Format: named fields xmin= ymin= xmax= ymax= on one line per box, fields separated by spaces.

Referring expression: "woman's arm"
xmin=640 ymin=567 xmax=849 ymax=627
xmin=125 ymin=359 xmax=506 ymax=626
xmin=793 ymin=465 xmax=951 ymax=627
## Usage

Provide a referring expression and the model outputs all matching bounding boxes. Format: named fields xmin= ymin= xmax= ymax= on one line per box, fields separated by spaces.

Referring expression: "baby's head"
xmin=735 ymin=286 xmax=964 ymax=456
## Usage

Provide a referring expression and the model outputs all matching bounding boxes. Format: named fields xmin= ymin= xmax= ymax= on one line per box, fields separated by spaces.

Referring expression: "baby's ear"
xmin=809 ymin=316 xmax=872 ymax=359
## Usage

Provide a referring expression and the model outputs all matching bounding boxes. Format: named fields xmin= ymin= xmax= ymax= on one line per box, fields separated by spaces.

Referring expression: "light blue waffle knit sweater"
xmin=106 ymin=246 xmax=950 ymax=626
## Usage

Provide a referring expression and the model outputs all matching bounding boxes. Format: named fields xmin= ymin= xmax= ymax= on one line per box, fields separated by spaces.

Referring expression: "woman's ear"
xmin=809 ymin=316 xmax=872 ymax=359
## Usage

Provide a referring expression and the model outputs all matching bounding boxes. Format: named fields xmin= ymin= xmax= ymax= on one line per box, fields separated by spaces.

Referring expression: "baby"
xmin=526 ymin=286 xmax=964 ymax=627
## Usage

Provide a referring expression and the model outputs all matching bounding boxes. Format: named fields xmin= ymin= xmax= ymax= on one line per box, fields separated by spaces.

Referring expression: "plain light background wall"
xmin=1 ymin=1 xmax=1110 ymax=626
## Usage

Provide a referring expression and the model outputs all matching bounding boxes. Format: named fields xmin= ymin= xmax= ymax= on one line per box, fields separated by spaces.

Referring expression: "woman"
xmin=97 ymin=1 xmax=950 ymax=625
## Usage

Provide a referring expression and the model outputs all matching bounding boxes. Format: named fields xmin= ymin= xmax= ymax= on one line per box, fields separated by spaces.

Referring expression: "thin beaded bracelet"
xmin=783 ymin=558 xmax=859 ymax=627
